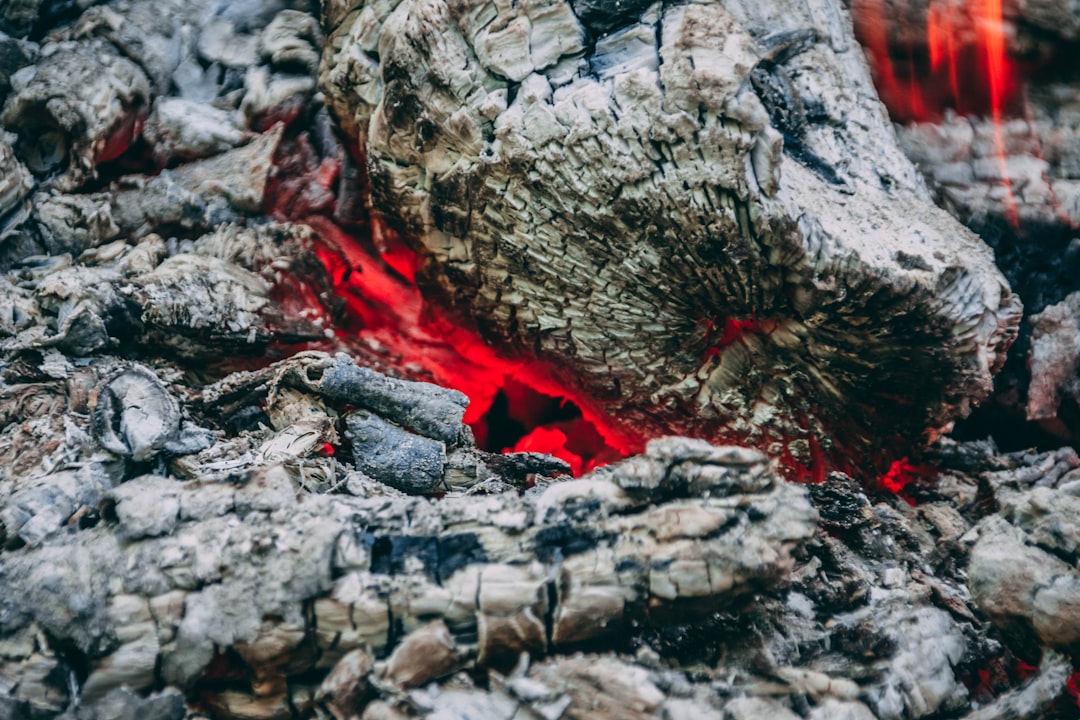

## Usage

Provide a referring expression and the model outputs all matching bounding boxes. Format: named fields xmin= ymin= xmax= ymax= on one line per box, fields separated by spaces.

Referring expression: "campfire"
xmin=1 ymin=0 xmax=1079 ymax=718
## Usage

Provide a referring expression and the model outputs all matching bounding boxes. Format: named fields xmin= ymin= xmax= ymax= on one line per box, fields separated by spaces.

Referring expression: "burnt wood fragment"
xmin=1 ymin=38 xmax=150 ymax=189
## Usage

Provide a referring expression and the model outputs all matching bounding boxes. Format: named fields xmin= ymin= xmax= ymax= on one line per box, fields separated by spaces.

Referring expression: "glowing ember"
xmin=265 ymin=135 xmax=945 ymax=487
xmin=265 ymin=20 xmax=1034 ymax=487
xmin=702 ymin=315 xmax=763 ymax=359
xmin=878 ymin=457 xmax=939 ymax=498
xmin=511 ymin=427 xmax=584 ymax=476
xmin=1067 ymin=669 xmax=1080 ymax=709
xmin=263 ymin=144 xmax=624 ymax=474
xmin=978 ymin=0 xmax=1020 ymax=227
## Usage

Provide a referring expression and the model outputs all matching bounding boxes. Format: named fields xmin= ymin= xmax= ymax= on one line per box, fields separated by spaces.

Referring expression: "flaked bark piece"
xmin=173 ymin=127 xmax=287 ymax=209
xmin=967 ymin=512 xmax=1080 ymax=650
xmin=966 ymin=458 xmax=1080 ymax=653
xmin=320 ymin=0 xmax=1021 ymax=477
xmin=260 ymin=9 xmax=323 ymax=74
xmin=142 ymin=98 xmax=250 ymax=165
xmin=95 ymin=122 xmax=284 ymax=239
xmin=67 ymin=0 xmax=220 ymax=94
xmin=383 ymin=654 xmax=739 ymax=719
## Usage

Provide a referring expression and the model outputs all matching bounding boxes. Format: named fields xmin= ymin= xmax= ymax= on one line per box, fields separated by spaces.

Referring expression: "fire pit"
xmin=0 ymin=0 xmax=1078 ymax=718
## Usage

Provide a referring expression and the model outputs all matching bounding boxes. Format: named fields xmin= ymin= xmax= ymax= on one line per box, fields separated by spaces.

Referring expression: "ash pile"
xmin=0 ymin=1 xmax=1078 ymax=720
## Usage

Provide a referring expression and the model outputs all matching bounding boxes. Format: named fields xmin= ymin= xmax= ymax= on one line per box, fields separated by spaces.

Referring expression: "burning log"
xmin=2 ymin=1 xmax=1079 ymax=718
xmin=320 ymin=0 xmax=1021 ymax=479
xmin=0 ymin=378 xmax=818 ymax=720
xmin=5 ymin=334 xmax=1073 ymax=720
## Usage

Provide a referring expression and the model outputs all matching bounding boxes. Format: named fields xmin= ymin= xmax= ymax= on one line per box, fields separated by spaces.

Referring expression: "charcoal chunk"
xmin=344 ymin=410 xmax=446 ymax=494
xmin=92 ymin=364 xmax=180 ymax=462
xmin=320 ymin=353 xmax=469 ymax=445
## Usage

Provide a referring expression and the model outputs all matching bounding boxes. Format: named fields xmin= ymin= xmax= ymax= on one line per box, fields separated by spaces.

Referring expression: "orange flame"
xmin=977 ymin=0 xmax=1020 ymax=226
xmin=852 ymin=0 xmax=1022 ymax=226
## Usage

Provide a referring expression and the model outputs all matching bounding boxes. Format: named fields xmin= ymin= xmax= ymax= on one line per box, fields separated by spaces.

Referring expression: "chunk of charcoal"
xmin=343 ymin=410 xmax=446 ymax=494
xmin=480 ymin=450 xmax=572 ymax=481
xmin=319 ymin=353 xmax=469 ymax=445
xmin=321 ymin=0 xmax=1021 ymax=482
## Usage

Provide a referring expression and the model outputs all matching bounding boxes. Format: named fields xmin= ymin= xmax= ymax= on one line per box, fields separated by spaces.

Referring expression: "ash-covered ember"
xmin=320 ymin=0 xmax=1021 ymax=482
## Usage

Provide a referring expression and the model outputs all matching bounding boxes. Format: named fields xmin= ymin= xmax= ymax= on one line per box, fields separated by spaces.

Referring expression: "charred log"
xmin=319 ymin=0 xmax=1021 ymax=478
xmin=0 ymin=1 xmax=1078 ymax=719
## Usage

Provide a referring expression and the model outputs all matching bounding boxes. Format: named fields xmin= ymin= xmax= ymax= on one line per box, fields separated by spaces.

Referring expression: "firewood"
xmin=320 ymin=0 xmax=1022 ymax=477
xmin=0 ymin=431 xmax=817 ymax=718
xmin=0 ymin=3 xmax=1076 ymax=719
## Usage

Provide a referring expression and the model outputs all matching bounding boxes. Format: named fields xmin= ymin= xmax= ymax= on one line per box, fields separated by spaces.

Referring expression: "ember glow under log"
xmin=320 ymin=0 xmax=1021 ymax=480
